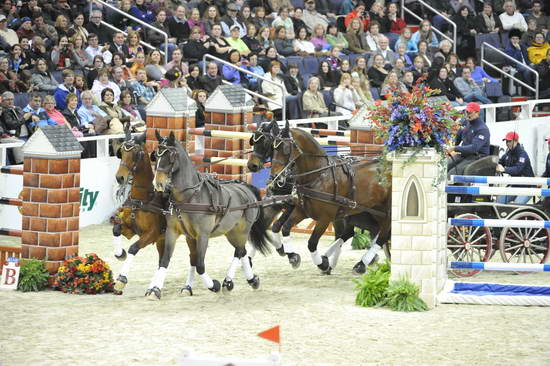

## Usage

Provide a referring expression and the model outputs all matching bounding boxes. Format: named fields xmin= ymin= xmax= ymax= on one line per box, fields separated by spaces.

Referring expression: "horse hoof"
xmin=114 ymin=249 xmax=127 ymax=261
xmin=180 ymin=285 xmax=193 ymax=296
xmin=276 ymin=246 xmax=286 ymax=257
xmin=114 ymin=275 xmax=128 ymax=292
xmin=317 ymin=255 xmax=331 ymax=274
xmin=145 ymin=286 xmax=161 ymax=300
xmin=353 ymin=261 xmax=366 ymax=275
xmin=209 ymin=279 xmax=221 ymax=293
xmin=288 ymin=253 xmax=301 ymax=269
xmin=222 ymin=279 xmax=234 ymax=293
xmin=247 ymin=275 xmax=260 ymax=290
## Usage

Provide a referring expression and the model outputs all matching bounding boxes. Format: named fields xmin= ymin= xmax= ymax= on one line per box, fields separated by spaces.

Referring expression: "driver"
xmin=446 ymin=102 xmax=490 ymax=175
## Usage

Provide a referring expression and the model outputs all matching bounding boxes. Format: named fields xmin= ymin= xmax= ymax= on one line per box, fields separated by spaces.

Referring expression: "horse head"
xmin=269 ymin=120 xmax=297 ymax=188
xmin=115 ymin=126 xmax=147 ymax=185
xmin=247 ymin=120 xmax=280 ymax=172
xmin=152 ymin=130 xmax=180 ymax=192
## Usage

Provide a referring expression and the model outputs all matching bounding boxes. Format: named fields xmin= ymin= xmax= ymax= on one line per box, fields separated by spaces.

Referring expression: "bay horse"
xmin=113 ymin=130 xmax=167 ymax=295
xmin=266 ymin=123 xmax=392 ymax=274
xmin=152 ymin=130 xmax=273 ymax=298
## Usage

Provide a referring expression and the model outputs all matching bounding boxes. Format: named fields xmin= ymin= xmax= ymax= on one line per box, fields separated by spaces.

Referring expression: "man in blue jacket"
xmin=447 ymin=102 xmax=491 ymax=175
xmin=495 ymin=131 xmax=535 ymax=204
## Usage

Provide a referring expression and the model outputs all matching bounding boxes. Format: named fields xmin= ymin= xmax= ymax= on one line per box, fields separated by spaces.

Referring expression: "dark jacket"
xmin=85 ymin=22 xmax=112 ymax=45
xmin=0 ymin=106 xmax=25 ymax=137
xmin=167 ymin=16 xmax=189 ymax=44
xmin=274 ymin=39 xmax=295 ymax=57
xmin=474 ymin=13 xmax=503 ymax=33
xmin=283 ymin=74 xmax=304 ymax=96
xmin=428 ymin=77 xmax=461 ymax=101
xmin=535 ymin=60 xmax=550 ymax=92
xmin=499 ymin=144 xmax=535 ymax=177
xmin=62 ymin=108 xmax=82 ymax=129
xmin=181 ymin=40 xmax=209 ymax=63
xmin=198 ymin=74 xmax=223 ymax=94
xmin=454 ymin=117 xmax=491 ymax=157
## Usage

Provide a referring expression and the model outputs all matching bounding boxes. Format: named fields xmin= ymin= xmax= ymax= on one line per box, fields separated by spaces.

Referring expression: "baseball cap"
xmin=230 ymin=24 xmax=240 ymax=31
xmin=464 ymin=102 xmax=480 ymax=113
xmin=227 ymin=3 xmax=238 ymax=11
xmin=545 ymin=137 xmax=550 ymax=142
xmin=0 ymin=15 xmax=6 ymax=22
xmin=20 ymin=17 xmax=31 ymax=24
xmin=503 ymin=131 xmax=519 ymax=141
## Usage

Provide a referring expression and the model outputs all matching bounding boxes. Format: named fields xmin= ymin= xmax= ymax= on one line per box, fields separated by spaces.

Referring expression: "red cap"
xmin=465 ymin=102 xmax=481 ymax=113
xmin=546 ymin=137 xmax=550 ymax=142
xmin=503 ymin=131 xmax=519 ymax=141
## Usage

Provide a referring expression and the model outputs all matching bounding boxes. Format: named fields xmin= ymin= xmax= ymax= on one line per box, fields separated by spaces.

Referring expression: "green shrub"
xmin=18 ymin=259 xmax=49 ymax=292
xmin=351 ymin=227 xmax=371 ymax=250
xmin=354 ymin=261 xmax=390 ymax=307
xmin=381 ymin=277 xmax=429 ymax=312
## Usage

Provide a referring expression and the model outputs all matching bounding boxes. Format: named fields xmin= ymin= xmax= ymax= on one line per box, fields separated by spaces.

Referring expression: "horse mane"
xmin=290 ymin=128 xmax=327 ymax=157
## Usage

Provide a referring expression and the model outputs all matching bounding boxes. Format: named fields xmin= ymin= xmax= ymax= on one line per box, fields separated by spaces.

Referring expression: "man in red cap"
xmin=446 ymin=102 xmax=490 ymax=174
xmin=496 ymin=131 xmax=534 ymax=204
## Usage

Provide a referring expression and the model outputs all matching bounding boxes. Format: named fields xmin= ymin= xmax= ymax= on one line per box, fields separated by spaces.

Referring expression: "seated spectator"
xmin=226 ymin=25 xmax=251 ymax=56
xmin=272 ymin=6 xmax=294 ymax=33
xmin=86 ymin=10 xmax=112 ymax=44
xmin=453 ymin=67 xmax=492 ymax=105
xmin=67 ymin=13 xmax=88 ymax=42
xmin=119 ymin=90 xmax=143 ymax=122
xmin=416 ymin=40 xmax=433 ymax=68
xmin=369 ymin=1 xmax=390 ymax=33
xmin=254 ymin=6 xmax=271 ymax=30
xmin=130 ymin=0 xmax=155 ymax=24
xmin=351 ymin=75 xmax=373 ymax=104
xmin=283 ymin=63 xmax=305 ymax=96
xmin=92 ymin=68 xmax=121 ymax=103
xmin=339 ymin=58 xmax=352 ymax=75
xmin=112 ymin=52 xmax=133 ymax=80
xmin=129 ymin=51 xmax=146 ymax=78
xmin=145 ymin=49 xmax=167 ymax=81
xmin=303 ymin=0 xmax=330 ymax=34
xmin=311 ymin=24 xmax=331 ymax=54
xmin=111 ymin=0 xmax=135 ymax=33
xmin=0 ymin=91 xmax=26 ymax=163
xmin=505 ymin=29 xmax=532 ymax=88
xmin=292 ymin=7 xmax=308 ymax=35
xmin=367 ymin=35 xmax=396 ymax=67
xmin=411 ymin=20 xmax=439 ymax=48
xmin=62 ymin=93 xmax=86 ymax=137
xmin=54 ymin=69 xmax=81 ymax=111
xmin=262 ymin=61 xmax=299 ymax=119
xmin=317 ymin=60 xmax=340 ymax=90
xmin=380 ymin=71 xmax=408 ymax=97
xmin=256 ymin=26 xmax=273 ymax=55
xmin=345 ymin=17 xmax=371 ymax=54
xmin=446 ymin=53 xmax=463 ymax=81
xmin=295 ymin=27 xmax=316 ymax=55
xmin=167 ymin=5 xmax=189 ymax=44
xmin=274 ymin=26 xmax=298 ymax=57
xmin=186 ymin=8 xmax=207 ymax=37
xmin=221 ymin=3 xmax=245 ymax=37
xmin=71 ymin=34 xmax=92 ymax=71
xmin=148 ymin=8 xmax=176 ymax=60
xmin=22 ymin=93 xmax=56 ymax=133
xmin=352 ymin=56 xmax=369 ymax=79
xmin=193 ymin=89 xmax=208 ymax=128
xmin=85 ymin=33 xmax=112 ymax=66
xmin=52 ymin=36 xmax=76 ymax=71
xmin=87 ymin=55 xmax=106 ymax=89
xmin=395 ymin=43 xmax=413 ymax=67
xmin=112 ymin=67 xmax=131 ymax=95
xmin=527 ymin=32 xmax=550 ymax=65
xmin=326 ymin=47 xmax=342 ymax=71
xmin=8 ymin=43 xmax=30 ymax=76
xmin=326 ymin=24 xmax=348 ymax=53
xmin=204 ymin=6 xmax=221 ymax=35
xmin=394 ymin=27 xmax=417 ymax=53
xmin=410 ymin=56 xmax=427 ymax=84
xmin=535 ymin=49 xmax=550 ymax=98
xmin=78 ymin=90 xmax=108 ymax=134
xmin=43 ymin=95 xmax=68 ymax=125
xmin=54 ymin=15 xmax=70 ymax=39
xmin=465 ymin=57 xmax=497 ymax=84
xmin=16 ymin=17 xmax=34 ymax=42
xmin=333 ymin=72 xmax=362 ymax=116
xmin=186 ymin=64 xmax=201 ymax=90
xmin=433 ymin=40 xmax=453 ymax=63
xmin=244 ymin=53 xmax=265 ymax=90
xmin=428 ymin=67 xmax=463 ymax=104
xmin=449 ymin=0 xmax=476 ymax=14
xmin=165 ymin=49 xmax=189 ymax=76
xmin=302 ymin=76 xmax=329 ymax=118
xmin=393 ymin=57 xmax=407 ymax=78
xmin=99 ymin=88 xmax=129 ymax=136
xmin=198 ymin=61 xmax=223 ymax=94
xmin=259 ymin=47 xmax=287 ymax=73
xmin=242 ymin=23 xmax=263 ymax=55
xmin=367 ymin=53 xmax=390 ymax=89
xmin=402 ymin=69 xmax=415 ymax=91
xmin=344 ymin=3 xmax=369 ymax=31
xmin=452 ymin=6 xmax=477 ymax=60
xmin=387 ymin=2 xmax=406 ymax=44
xmin=527 ymin=1 xmax=549 ymax=32
xmin=208 ymin=23 xmax=233 ymax=61
xmin=223 ymin=50 xmax=246 ymax=85
xmin=131 ymin=68 xmax=159 ymax=107
xmin=475 ymin=1 xmax=502 ymax=34
xmin=522 ymin=18 xmax=539 ymax=47
xmin=110 ymin=32 xmax=130 ymax=61
xmin=126 ymin=30 xmax=144 ymax=64
xmin=32 ymin=15 xmax=58 ymax=48
xmin=365 ymin=21 xmax=382 ymax=51
xmin=499 ymin=1 xmax=528 ymax=32
xmin=0 ymin=14 xmax=18 ymax=48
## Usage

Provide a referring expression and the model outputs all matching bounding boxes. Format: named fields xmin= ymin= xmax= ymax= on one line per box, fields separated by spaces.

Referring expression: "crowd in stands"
xmin=1 ymin=0 xmax=549 ymax=164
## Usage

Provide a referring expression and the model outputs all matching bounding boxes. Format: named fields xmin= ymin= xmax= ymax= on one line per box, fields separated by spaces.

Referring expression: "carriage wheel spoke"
xmin=529 ymin=236 xmax=548 ymax=243
xmin=503 ymin=243 xmax=523 ymax=252
xmin=509 ymin=246 xmax=522 ymax=261
xmin=510 ymin=228 xmax=524 ymax=241
xmin=530 ymin=243 xmax=547 ymax=251
xmin=469 ymin=226 xmax=480 ymax=239
xmin=455 ymin=228 xmax=467 ymax=243
xmin=469 ymin=233 xmax=487 ymax=245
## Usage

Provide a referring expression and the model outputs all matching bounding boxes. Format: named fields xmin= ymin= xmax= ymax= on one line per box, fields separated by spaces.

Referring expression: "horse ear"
xmin=271 ymin=122 xmax=280 ymax=136
xmin=150 ymin=150 xmax=157 ymax=162
xmin=282 ymin=120 xmax=290 ymax=137
xmin=155 ymin=129 xmax=162 ymax=141
xmin=168 ymin=131 xmax=175 ymax=145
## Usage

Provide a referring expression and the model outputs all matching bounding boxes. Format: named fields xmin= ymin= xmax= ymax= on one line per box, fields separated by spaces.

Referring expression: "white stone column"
xmin=389 ymin=148 xmax=447 ymax=308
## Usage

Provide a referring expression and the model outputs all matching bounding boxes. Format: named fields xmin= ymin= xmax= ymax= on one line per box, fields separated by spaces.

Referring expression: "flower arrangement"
xmin=368 ymin=82 xmax=463 ymax=181
xmin=53 ymin=253 xmax=114 ymax=294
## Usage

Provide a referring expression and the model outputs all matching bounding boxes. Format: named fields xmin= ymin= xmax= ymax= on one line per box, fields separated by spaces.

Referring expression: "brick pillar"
xmin=349 ymin=127 xmax=383 ymax=157
xmin=145 ymin=114 xmax=196 ymax=153
xmin=21 ymin=157 xmax=81 ymax=275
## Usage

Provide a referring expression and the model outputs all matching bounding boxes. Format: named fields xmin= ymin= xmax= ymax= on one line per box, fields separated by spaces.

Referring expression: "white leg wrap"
xmin=282 ymin=235 xmax=295 ymax=254
xmin=113 ymin=236 xmax=122 ymax=256
xmin=153 ymin=267 xmax=168 ymax=289
xmin=310 ymin=250 xmax=323 ymax=266
xmin=119 ymin=253 xmax=134 ymax=277
xmin=247 ymin=244 xmax=257 ymax=259
xmin=200 ymin=273 xmax=214 ymax=289
xmin=240 ymin=256 xmax=254 ymax=280
xmin=185 ymin=266 xmax=196 ymax=288
xmin=270 ymin=231 xmax=283 ymax=249
xmin=325 ymin=238 xmax=344 ymax=257
xmin=329 ymin=244 xmax=343 ymax=269
xmin=225 ymin=257 xmax=240 ymax=280
xmin=361 ymin=244 xmax=382 ymax=266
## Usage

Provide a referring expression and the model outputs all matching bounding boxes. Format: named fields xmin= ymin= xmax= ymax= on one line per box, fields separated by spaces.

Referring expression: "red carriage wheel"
xmin=447 ymin=214 xmax=493 ymax=277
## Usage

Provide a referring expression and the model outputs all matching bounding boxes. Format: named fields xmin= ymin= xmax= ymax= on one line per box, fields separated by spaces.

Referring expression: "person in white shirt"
xmin=91 ymin=68 xmax=121 ymax=103
xmin=499 ymin=1 xmax=528 ymax=32
xmin=0 ymin=14 xmax=18 ymax=46
xmin=85 ymin=33 xmax=113 ymax=65
xmin=302 ymin=0 xmax=329 ymax=33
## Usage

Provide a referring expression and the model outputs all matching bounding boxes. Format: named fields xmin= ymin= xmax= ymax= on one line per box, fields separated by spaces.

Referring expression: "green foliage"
xmin=351 ymin=227 xmax=371 ymax=250
xmin=354 ymin=261 xmax=391 ymax=307
xmin=18 ymin=259 xmax=49 ymax=292
xmin=381 ymin=277 xmax=429 ymax=312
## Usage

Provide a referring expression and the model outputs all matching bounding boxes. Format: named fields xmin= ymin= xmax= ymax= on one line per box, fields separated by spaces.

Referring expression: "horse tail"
xmin=245 ymin=183 xmax=272 ymax=256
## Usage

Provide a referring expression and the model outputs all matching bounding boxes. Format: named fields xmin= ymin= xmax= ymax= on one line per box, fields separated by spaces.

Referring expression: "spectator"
xmin=78 ymin=90 xmax=107 ymax=134
xmin=145 ymin=49 xmax=167 ymax=81
xmin=317 ymin=60 xmax=339 ymax=90
xmin=221 ymin=3 xmax=246 ymax=37
xmin=453 ymin=67 xmax=492 ymax=105
xmin=54 ymin=69 xmax=81 ymax=111
xmin=253 ymin=6 xmax=270 ymax=30
xmin=242 ymin=23 xmax=262 ymax=55
xmin=226 ymin=24 xmax=251 ymax=56
xmin=465 ymin=57 xmax=497 ymax=84
xmin=74 ymin=74 xmax=88 ymax=95
xmin=333 ymin=72 xmax=361 ymax=116
xmin=119 ymin=89 xmax=143 ymax=122
xmin=272 ymin=6 xmax=294 ymax=33
xmin=112 ymin=52 xmax=133 ymax=80
xmin=535 ymin=49 xmax=550 ymax=97
xmin=365 ymin=21 xmax=382 ymax=51
xmin=165 ymin=48 xmax=189 ymax=76
xmin=274 ymin=26 xmax=298 ymax=56
xmin=204 ymin=6 xmax=221 ymax=35
xmin=54 ymin=15 xmax=70 ymax=39
xmin=303 ymin=0 xmax=329 ymax=33
xmin=326 ymin=24 xmax=348 ymax=52
xmin=110 ymin=32 xmax=130 ymax=61
xmin=208 ymin=23 xmax=233 ymax=60
xmin=87 ymin=55 xmax=106 ymax=87
xmin=51 ymin=36 xmax=75 ymax=71
xmin=67 ymin=13 xmax=87 ymax=42
xmin=18 ymin=0 xmax=40 ymax=20
xmin=395 ymin=43 xmax=413 ymax=67
xmin=528 ymin=32 xmax=550 ymax=64
xmin=453 ymin=6 xmax=477 ymax=60
xmin=99 ymin=88 xmax=127 ymax=136
xmin=475 ymin=2 xmax=502 ymax=34
xmin=352 ymin=56 xmax=369 ymax=79
xmin=291 ymin=7 xmax=307 ymax=35
xmin=402 ymin=69 xmax=415 ymax=91
xmin=129 ymin=51 xmax=146 ymax=77
xmin=417 ymin=40 xmax=433 ymax=68
xmin=446 ymin=53 xmax=463 ymax=80
xmin=428 ymin=67 xmax=463 ymax=104
xmin=256 ymin=26 xmax=273 ymax=54
xmin=86 ymin=10 xmax=112 ymax=45
xmin=302 ymin=76 xmax=329 ymax=118
xmin=131 ymin=68 xmax=159 ymax=107
xmin=345 ymin=17 xmax=370 ymax=54
xmin=259 ymin=46 xmax=287 ymax=73
xmin=33 ymin=15 xmax=59 ymax=47
xmin=369 ymin=1 xmax=390 ymax=33
xmin=326 ymin=46 xmax=342 ymax=71
xmin=367 ymin=53 xmax=389 ymax=89
xmin=394 ymin=27 xmax=417 ymax=54
xmin=294 ymin=27 xmax=315 ymax=55
xmin=239 ymin=5 xmax=253 ymax=27
xmin=186 ymin=8 xmax=207 ymax=37
xmin=244 ymin=53 xmax=265 ymax=90
xmin=449 ymin=0 xmax=476 ymax=14
xmin=126 ymin=30 xmax=144 ymax=65
xmin=283 ymin=63 xmax=305 ymax=96
xmin=111 ymin=0 xmax=135 ymax=32
xmin=339 ymin=58 xmax=352 ymax=75
xmin=505 ymin=29 xmax=532 ymax=90
xmin=387 ymin=3 xmax=406 ymax=42
xmin=311 ymin=24 xmax=331 ymax=54
xmin=17 ymin=17 xmax=34 ymax=40
xmin=528 ymin=1 xmax=550 ymax=35
xmin=130 ymin=0 xmax=155 ymax=24
xmin=8 ymin=44 xmax=30 ymax=75
xmin=351 ymin=75 xmax=373 ymax=104
xmin=0 ymin=15 xmax=18 ymax=48
xmin=380 ymin=71 xmax=408 ymax=97
xmin=43 ymin=95 xmax=68 ymax=125
xmin=85 ymin=33 xmax=112 ymax=66
xmin=411 ymin=20 xmax=438 ymax=48
xmin=62 ymin=93 xmax=87 ymax=138
xmin=367 ymin=35 xmax=396 ymax=67
xmin=433 ymin=40 xmax=453 ymax=62
xmin=499 ymin=1 xmax=528 ymax=32
xmin=31 ymin=58 xmax=58 ymax=92
xmin=344 ymin=2 xmax=369 ymax=31
xmin=148 ymin=8 xmax=176 ymax=59
xmin=223 ymin=49 xmax=245 ymax=85
xmin=186 ymin=64 xmax=202 ymax=90
xmin=0 ymin=91 xmax=26 ymax=163
xmin=410 ymin=56 xmax=427 ymax=84
xmin=167 ymin=5 xmax=189 ymax=44
xmin=22 ymin=93 xmax=56 ymax=133
xmin=91 ymin=68 xmax=121 ymax=103
xmin=193 ymin=89 xmax=208 ymax=128
xmin=112 ymin=66 xmax=132 ymax=94
xmin=198 ymin=61 xmax=223 ymax=94
xmin=262 ymin=60 xmax=295 ymax=119
xmin=71 ymin=34 xmax=92 ymax=70
xmin=523 ymin=18 xmax=539 ymax=47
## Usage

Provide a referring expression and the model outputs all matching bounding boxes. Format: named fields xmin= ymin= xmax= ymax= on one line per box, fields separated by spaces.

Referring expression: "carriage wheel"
xmin=498 ymin=211 xmax=550 ymax=267
xmin=447 ymin=214 xmax=493 ymax=277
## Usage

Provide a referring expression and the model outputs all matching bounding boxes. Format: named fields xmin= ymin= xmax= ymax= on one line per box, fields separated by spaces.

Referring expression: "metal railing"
xmin=90 ymin=0 xmax=169 ymax=64
xmin=480 ymin=42 xmax=539 ymax=100
xmin=400 ymin=0 xmax=457 ymax=53
xmin=202 ymin=54 xmax=287 ymax=120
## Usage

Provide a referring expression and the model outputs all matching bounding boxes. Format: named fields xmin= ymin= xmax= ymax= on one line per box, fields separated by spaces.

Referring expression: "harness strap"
xmin=166 ymin=195 xmax=293 ymax=215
